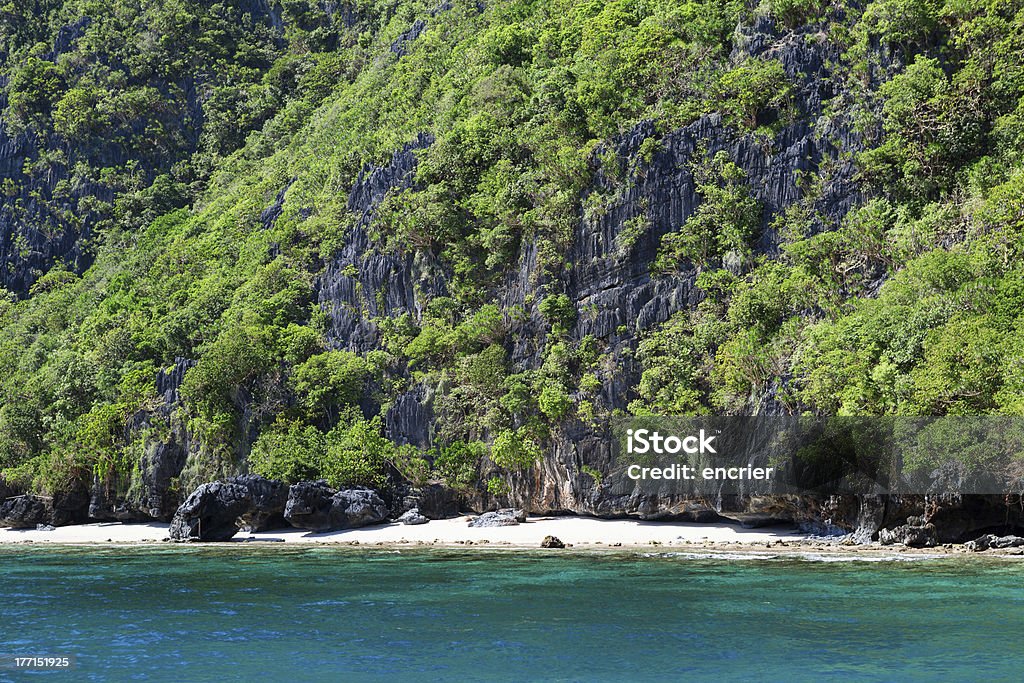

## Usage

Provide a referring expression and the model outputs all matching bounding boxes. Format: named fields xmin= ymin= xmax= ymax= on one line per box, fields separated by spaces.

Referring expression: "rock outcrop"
xmin=965 ymin=534 xmax=1024 ymax=552
xmin=541 ymin=535 xmax=565 ymax=548
xmin=0 ymin=486 xmax=88 ymax=528
xmin=401 ymin=483 xmax=461 ymax=520
xmin=169 ymin=482 xmax=253 ymax=542
xmin=89 ymin=357 xmax=196 ymax=524
xmin=468 ymin=509 xmax=526 ymax=528
xmin=283 ymin=481 xmax=388 ymax=532
xmin=878 ymin=517 xmax=938 ymax=548
xmin=399 ymin=508 xmax=428 ymax=525
xmin=0 ymin=495 xmax=52 ymax=529
xmin=333 ymin=19 xmax=866 ymax=528
xmin=228 ymin=475 xmax=289 ymax=531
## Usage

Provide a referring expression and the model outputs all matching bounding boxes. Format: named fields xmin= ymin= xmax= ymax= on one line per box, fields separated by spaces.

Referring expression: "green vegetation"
xmin=655 ymin=150 xmax=762 ymax=272
xmin=633 ymin=0 xmax=1024 ymax=418
xmin=1 ymin=0 xmax=1024 ymax=504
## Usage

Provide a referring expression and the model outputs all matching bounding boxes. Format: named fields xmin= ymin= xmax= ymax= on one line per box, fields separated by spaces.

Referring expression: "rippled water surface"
xmin=1 ymin=547 xmax=1021 ymax=681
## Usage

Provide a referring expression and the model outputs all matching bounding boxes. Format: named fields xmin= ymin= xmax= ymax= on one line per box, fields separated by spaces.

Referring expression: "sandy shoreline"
xmin=0 ymin=516 xmax=1010 ymax=558
xmin=0 ymin=516 xmax=801 ymax=547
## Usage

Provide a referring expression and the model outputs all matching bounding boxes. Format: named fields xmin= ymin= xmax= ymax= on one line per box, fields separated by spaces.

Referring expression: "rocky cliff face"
xmin=0 ymin=29 xmax=198 ymax=294
xmin=88 ymin=357 xmax=196 ymax=523
xmin=318 ymin=132 xmax=446 ymax=352
xmin=0 ymin=2 xmax=297 ymax=295
xmin=314 ymin=20 xmax=851 ymax=515
xmin=304 ymin=16 xmax=1020 ymax=544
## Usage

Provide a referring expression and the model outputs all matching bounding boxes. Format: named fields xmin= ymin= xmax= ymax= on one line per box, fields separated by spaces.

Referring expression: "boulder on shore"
xmin=399 ymin=508 xmax=429 ymax=525
xmin=51 ymin=485 xmax=90 ymax=526
xmin=965 ymin=534 xmax=1024 ymax=552
xmin=0 ymin=495 xmax=51 ymax=529
xmin=878 ymin=516 xmax=937 ymax=548
xmin=169 ymin=482 xmax=252 ymax=541
xmin=228 ymin=474 xmax=289 ymax=531
xmin=541 ymin=535 xmax=565 ymax=548
xmin=284 ymin=481 xmax=388 ymax=532
xmin=468 ymin=508 xmax=526 ymax=528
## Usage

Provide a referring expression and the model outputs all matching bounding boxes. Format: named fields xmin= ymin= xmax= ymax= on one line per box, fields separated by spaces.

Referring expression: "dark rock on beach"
xmin=228 ymin=475 xmax=289 ymax=531
xmin=169 ymin=482 xmax=253 ymax=541
xmin=283 ymin=481 xmax=388 ymax=532
xmin=965 ymin=534 xmax=1024 ymax=552
xmin=407 ymin=483 xmax=460 ymax=519
xmin=878 ymin=517 xmax=937 ymax=548
xmin=541 ymin=535 xmax=565 ymax=548
xmin=0 ymin=495 xmax=52 ymax=529
xmin=51 ymin=484 xmax=90 ymax=527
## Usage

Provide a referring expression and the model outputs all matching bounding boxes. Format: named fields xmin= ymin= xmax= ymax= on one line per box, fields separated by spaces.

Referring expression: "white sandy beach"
xmin=0 ymin=516 xmax=805 ymax=548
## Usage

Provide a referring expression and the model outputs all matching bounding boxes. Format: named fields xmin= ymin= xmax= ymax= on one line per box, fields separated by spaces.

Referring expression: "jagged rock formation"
xmin=541 ymin=535 xmax=565 ymax=548
xmin=400 ymin=483 xmax=461 ymax=519
xmin=89 ymin=357 xmax=197 ymax=523
xmin=331 ymin=18 xmax=864 ymax=522
xmin=169 ymin=482 xmax=253 ymax=542
xmin=0 ymin=495 xmax=52 ymax=529
xmin=283 ymin=481 xmax=388 ymax=532
xmin=966 ymin=534 xmax=1024 ymax=552
xmin=399 ymin=508 xmax=428 ymax=525
xmin=878 ymin=516 xmax=938 ymax=548
xmin=228 ymin=475 xmax=290 ymax=532
xmin=468 ymin=509 xmax=526 ymax=527
xmin=318 ymin=132 xmax=444 ymax=352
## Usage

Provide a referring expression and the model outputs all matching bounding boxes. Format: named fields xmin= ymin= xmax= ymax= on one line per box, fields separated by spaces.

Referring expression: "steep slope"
xmin=2 ymin=0 xmax=1024 ymax=540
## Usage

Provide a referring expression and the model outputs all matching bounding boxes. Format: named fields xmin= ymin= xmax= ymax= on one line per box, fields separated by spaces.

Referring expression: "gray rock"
xmin=965 ymin=534 xmax=1024 ymax=552
xmin=541 ymin=535 xmax=565 ymax=548
xmin=0 ymin=496 xmax=51 ymax=529
xmin=169 ymin=482 xmax=253 ymax=541
xmin=468 ymin=508 xmax=526 ymax=528
xmin=399 ymin=508 xmax=428 ymax=525
xmin=284 ymin=481 xmax=388 ymax=532
xmin=391 ymin=19 xmax=426 ymax=56
xmin=878 ymin=519 xmax=938 ymax=548
xmin=227 ymin=474 xmax=289 ymax=531
xmin=403 ymin=482 xmax=460 ymax=520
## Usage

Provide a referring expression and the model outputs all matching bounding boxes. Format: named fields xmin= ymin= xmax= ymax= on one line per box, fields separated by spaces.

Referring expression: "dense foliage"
xmin=2 ymin=0 xmax=1024 ymax=500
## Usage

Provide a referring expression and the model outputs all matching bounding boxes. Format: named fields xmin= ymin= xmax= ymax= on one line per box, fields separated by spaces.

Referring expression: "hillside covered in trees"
xmin=1 ymin=0 xmax=1023 ymax=528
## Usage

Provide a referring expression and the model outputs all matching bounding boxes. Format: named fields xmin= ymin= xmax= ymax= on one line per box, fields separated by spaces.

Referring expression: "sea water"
xmin=1 ymin=547 xmax=1021 ymax=681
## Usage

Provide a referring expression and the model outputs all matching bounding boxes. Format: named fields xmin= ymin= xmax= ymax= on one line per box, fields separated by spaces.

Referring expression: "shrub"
xmin=715 ymin=59 xmax=792 ymax=130
xmin=539 ymin=294 xmax=576 ymax=335
xmin=321 ymin=415 xmax=395 ymax=489
xmin=656 ymin=152 xmax=761 ymax=271
xmin=292 ymin=351 xmax=369 ymax=423
xmin=248 ymin=420 xmax=325 ymax=484
xmin=432 ymin=441 xmax=486 ymax=491
xmin=538 ymin=383 xmax=572 ymax=420
xmin=491 ymin=429 xmax=541 ymax=470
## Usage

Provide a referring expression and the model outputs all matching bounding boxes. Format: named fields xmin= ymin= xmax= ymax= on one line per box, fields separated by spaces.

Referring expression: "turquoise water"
xmin=1 ymin=548 xmax=1022 ymax=682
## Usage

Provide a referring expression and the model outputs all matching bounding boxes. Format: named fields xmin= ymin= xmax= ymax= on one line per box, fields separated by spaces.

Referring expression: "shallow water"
xmin=0 ymin=547 xmax=1021 ymax=681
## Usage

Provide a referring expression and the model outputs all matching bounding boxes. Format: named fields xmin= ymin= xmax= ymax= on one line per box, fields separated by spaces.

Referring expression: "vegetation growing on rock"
xmin=1 ymin=0 xmax=1023 ymax=513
